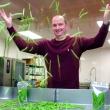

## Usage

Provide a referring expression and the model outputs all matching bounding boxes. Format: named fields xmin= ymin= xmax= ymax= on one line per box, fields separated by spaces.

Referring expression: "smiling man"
xmin=52 ymin=15 xmax=67 ymax=41
xmin=0 ymin=4 xmax=110 ymax=89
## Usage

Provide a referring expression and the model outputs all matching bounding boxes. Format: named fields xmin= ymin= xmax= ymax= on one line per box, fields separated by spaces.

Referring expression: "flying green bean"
xmin=0 ymin=2 xmax=11 ymax=8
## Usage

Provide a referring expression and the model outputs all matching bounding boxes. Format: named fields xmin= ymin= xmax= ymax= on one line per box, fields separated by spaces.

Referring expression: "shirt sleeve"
xmin=7 ymin=26 xmax=46 ymax=56
xmin=78 ymin=23 xmax=109 ymax=52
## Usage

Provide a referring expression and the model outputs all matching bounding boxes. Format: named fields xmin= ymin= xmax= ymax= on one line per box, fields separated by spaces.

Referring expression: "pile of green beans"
xmin=0 ymin=100 xmax=85 ymax=110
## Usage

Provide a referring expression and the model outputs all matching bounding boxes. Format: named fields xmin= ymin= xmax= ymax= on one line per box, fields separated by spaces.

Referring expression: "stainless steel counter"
xmin=0 ymin=86 xmax=110 ymax=110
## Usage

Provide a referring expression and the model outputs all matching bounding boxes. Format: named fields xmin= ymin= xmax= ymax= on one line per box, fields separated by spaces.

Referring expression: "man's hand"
xmin=0 ymin=9 xmax=12 ymax=28
xmin=103 ymin=4 xmax=110 ymax=24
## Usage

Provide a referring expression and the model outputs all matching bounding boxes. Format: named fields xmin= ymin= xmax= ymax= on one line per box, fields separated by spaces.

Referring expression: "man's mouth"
xmin=56 ymin=29 xmax=62 ymax=33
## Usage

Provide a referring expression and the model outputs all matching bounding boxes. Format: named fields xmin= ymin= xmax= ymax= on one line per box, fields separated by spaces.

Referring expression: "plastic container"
xmin=91 ymin=82 xmax=109 ymax=110
xmin=17 ymin=81 xmax=28 ymax=105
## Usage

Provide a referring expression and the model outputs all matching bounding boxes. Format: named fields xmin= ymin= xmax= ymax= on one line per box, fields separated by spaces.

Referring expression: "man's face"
xmin=52 ymin=16 xmax=67 ymax=38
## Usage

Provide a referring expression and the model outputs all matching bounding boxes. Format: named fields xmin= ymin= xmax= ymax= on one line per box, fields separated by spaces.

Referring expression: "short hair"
xmin=52 ymin=15 xmax=67 ymax=24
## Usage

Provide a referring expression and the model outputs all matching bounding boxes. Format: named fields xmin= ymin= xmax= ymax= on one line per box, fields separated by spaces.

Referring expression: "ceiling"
xmin=0 ymin=0 xmax=110 ymax=47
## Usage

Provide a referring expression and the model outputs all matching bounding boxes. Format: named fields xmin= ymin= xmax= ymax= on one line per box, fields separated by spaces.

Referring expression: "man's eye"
xmin=53 ymin=24 xmax=56 ymax=27
xmin=59 ymin=23 xmax=63 ymax=26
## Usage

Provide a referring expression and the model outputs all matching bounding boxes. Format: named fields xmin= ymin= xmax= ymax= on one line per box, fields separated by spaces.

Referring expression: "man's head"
xmin=52 ymin=15 xmax=67 ymax=40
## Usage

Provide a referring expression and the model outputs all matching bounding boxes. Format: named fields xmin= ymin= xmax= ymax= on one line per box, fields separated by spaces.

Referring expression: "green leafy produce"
xmin=0 ymin=99 xmax=17 ymax=110
xmin=79 ymin=8 xmax=88 ymax=19
xmin=49 ymin=0 xmax=56 ymax=9
xmin=0 ymin=100 xmax=85 ymax=110
xmin=72 ymin=27 xmax=83 ymax=37
xmin=50 ymin=0 xmax=60 ymax=14
xmin=0 ymin=2 xmax=11 ymax=8
xmin=0 ymin=21 xmax=5 ymax=33
xmin=18 ymin=88 xmax=27 ymax=104
xmin=100 ymin=0 xmax=106 ymax=4
xmin=92 ymin=91 xmax=105 ymax=110
xmin=18 ymin=3 xmax=34 ymax=31
xmin=11 ymin=13 xmax=23 ymax=17
xmin=100 ymin=7 xmax=110 ymax=12
xmin=21 ymin=47 xmax=28 ymax=52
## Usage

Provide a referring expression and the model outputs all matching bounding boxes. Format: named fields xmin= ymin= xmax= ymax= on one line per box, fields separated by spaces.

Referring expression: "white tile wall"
xmin=80 ymin=47 xmax=110 ymax=84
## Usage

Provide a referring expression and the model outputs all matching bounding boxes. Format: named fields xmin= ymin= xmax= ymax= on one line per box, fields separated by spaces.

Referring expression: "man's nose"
xmin=56 ymin=25 xmax=60 ymax=29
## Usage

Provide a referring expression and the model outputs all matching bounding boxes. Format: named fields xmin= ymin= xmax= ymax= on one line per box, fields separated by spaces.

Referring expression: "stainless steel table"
xmin=0 ymin=86 xmax=110 ymax=110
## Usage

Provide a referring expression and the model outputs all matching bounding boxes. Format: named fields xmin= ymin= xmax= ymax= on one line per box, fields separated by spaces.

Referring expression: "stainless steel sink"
xmin=80 ymin=82 xmax=91 ymax=89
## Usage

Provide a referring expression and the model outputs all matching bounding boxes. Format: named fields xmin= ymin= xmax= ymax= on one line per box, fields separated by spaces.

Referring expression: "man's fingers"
xmin=106 ymin=4 xmax=110 ymax=10
xmin=0 ymin=9 xmax=5 ymax=16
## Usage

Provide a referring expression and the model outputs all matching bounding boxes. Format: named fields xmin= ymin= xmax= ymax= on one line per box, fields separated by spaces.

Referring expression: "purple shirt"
xmin=7 ymin=23 xmax=109 ymax=89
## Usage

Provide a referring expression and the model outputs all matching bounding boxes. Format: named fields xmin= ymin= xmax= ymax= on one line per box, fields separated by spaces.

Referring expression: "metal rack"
xmin=26 ymin=64 xmax=45 ymax=78
xmin=25 ymin=64 xmax=45 ymax=87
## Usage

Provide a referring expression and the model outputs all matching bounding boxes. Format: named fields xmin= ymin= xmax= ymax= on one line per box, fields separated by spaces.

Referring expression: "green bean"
xmin=11 ymin=13 xmax=23 ymax=17
xmin=0 ymin=100 xmax=85 ymax=110
xmin=0 ymin=2 xmax=11 ymax=8
xmin=79 ymin=8 xmax=88 ymax=19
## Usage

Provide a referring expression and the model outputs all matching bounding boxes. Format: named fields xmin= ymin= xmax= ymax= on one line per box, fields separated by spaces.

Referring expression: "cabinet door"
xmin=11 ymin=60 xmax=25 ymax=86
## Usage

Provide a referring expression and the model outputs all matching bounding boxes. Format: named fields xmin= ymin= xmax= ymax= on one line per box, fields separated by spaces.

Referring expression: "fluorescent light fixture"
xmin=80 ymin=57 xmax=85 ymax=61
xmin=18 ymin=31 xmax=42 ymax=39
xmin=97 ymin=21 xmax=110 ymax=31
xmin=108 ymin=39 xmax=110 ymax=44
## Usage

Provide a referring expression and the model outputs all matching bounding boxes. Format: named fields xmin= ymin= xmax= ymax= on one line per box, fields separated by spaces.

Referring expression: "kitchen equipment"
xmin=0 ymin=57 xmax=25 ymax=87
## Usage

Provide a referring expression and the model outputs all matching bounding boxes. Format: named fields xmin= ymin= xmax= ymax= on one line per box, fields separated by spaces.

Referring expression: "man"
xmin=0 ymin=4 xmax=110 ymax=89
